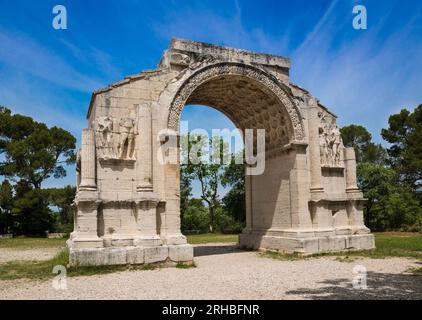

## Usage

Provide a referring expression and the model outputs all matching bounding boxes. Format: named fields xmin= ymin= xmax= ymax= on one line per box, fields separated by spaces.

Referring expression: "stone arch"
xmin=159 ymin=61 xmax=310 ymax=249
xmin=166 ymin=62 xmax=305 ymax=144
xmin=68 ymin=39 xmax=375 ymax=267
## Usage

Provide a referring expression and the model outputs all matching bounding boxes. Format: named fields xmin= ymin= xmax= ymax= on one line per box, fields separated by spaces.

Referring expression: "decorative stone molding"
xmin=167 ymin=62 xmax=305 ymax=142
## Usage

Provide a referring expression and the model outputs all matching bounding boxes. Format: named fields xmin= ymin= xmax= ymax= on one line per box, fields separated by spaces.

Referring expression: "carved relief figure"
xmin=331 ymin=125 xmax=343 ymax=167
xmin=96 ymin=116 xmax=115 ymax=160
xmin=319 ymin=126 xmax=328 ymax=166
xmin=117 ymin=115 xmax=137 ymax=160
xmin=318 ymin=112 xmax=343 ymax=167
xmin=95 ymin=110 xmax=137 ymax=161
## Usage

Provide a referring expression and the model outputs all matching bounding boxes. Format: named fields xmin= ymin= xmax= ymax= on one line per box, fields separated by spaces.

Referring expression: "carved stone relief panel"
xmin=318 ymin=110 xmax=344 ymax=168
xmin=95 ymin=108 xmax=138 ymax=161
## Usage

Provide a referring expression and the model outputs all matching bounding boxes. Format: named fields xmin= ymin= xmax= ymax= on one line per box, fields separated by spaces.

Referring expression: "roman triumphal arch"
xmin=67 ymin=39 xmax=374 ymax=266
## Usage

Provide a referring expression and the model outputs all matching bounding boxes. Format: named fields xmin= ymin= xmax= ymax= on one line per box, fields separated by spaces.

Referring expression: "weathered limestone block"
xmin=103 ymin=248 xmax=128 ymax=265
xmin=347 ymin=234 xmax=375 ymax=250
xmin=126 ymin=247 xmax=145 ymax=264
xmin=69 ymin=248 xmax=106 ymax=266
xmin=168 ymin=245 xmax=194 ymax=262
xmin=144 ymin=246 xmax=169 ymax=264
xmin=317 ymin=236 xmax=346 ymax=252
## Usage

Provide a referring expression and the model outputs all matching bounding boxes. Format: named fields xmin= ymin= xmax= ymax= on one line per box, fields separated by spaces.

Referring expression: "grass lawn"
xmin=186 ymin=233 xmax=238 ymax=244
xmin=0 ymin=237 xmax=67 ymax=250
xmin=370 ymin=232 xmax=422 ymax=259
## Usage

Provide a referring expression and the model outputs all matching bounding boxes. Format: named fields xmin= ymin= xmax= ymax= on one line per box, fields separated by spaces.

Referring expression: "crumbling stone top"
xmin=165 ymin=38 xmax=291 ymax=70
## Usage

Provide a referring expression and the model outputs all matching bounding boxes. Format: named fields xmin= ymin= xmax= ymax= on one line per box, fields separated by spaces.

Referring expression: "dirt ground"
xmin=0 ymin=244 xmax=421 ymax=300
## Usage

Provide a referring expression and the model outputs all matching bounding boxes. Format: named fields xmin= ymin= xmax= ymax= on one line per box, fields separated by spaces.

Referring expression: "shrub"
xmin=215 ymin=207 xmax=244 ymax=233
xmin=12 ymin=189 xmax=55 ymax=236
xmin=181 ymin=205 xmax=210 ymax=233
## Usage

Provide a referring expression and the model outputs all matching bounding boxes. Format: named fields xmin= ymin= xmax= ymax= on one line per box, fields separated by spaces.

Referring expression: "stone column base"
xmin=133 ymin=235 xmax=162 ymax=247
xmin=67 ymin=234 xmax=103 ymax=249
xmin=239 ymin=231 xmax=375 ymax=255
xmin=68 ymin=244 xmax=193 ymax=267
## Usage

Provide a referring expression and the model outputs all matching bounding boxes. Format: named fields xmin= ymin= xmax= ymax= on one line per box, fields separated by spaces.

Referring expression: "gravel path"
xmin=0 ymin=248 xmax=61 ymax=264
xmin=0 ymin=244 xmax=421 ymax=300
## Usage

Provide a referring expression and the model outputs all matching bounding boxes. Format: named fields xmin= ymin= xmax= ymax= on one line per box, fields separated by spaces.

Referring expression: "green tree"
xmin=358 ymin=163 xmax=422 ymax=231
xmin=214 ymin=206 xmax=244 ymax=233
xmin=0 ymin=180 xmax=14 ymax=234
xmin=221 ymin=152 xmax=245 ymax=224
xmin=46 ymin=186 xmax=76 ymax=226
xmin=180 ymin=165 xmax=192 ymax=219
xmin=0 ymin=106 xmax=76 ymax=189
xmin=340 ymin=124 xmax=386 ymax=164
xmin=181 ymin=198 xmax=210 ymax=233
xmin=381 ymin=104 xmax=422 ymax=197
xmin=180 ymin=134 xmax=230 ymax=232
xmin=12 ymin=189 xmax=55 ymax=235
xmin=0 ymin=107 xmax=77 ymax=235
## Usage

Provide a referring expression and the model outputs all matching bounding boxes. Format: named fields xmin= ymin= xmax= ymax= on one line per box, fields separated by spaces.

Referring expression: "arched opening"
xmin=179 ymin=104 xmax=246 ymax=242
xmin=163 ymin=65 xmax=304 ymax=251
xmin=167 ymin=63 xmax=303 ymax=144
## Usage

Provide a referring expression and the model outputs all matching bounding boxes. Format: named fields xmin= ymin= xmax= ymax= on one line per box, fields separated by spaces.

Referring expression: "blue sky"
xmin=0 ymin=0 xmax=421 ymax=193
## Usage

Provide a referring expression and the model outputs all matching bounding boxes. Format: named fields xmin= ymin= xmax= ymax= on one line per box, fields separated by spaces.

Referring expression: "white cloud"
xmin=290 ymin=1 xmax=422 ymax=142
xmin=60 ymin=38 xmax=123 ymax=81
xmin=0 ymin=28 xmax=102 ymax=92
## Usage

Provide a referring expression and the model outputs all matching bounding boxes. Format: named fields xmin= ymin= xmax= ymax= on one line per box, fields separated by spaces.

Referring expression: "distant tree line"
xmin=341 ymin=104 xmax=422 ymax=232
xmin=0 ymin=107 xmax=76 ymax=235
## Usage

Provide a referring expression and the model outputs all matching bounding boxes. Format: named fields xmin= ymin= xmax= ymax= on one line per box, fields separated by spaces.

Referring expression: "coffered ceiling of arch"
xmin=185 ymin=75 xmax=292 ymax=151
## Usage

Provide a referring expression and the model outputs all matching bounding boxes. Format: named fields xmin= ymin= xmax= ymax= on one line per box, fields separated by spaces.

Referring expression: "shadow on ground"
xmin=193 ymin=244 xmax=241 ymax=257
xmin=286 ymin=271 xmax=422 ymax=300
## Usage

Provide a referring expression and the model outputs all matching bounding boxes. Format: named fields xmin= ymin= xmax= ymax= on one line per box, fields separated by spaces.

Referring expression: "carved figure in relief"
xmin=331 ymin=125 xmax=343 ymax=167
xmin=319 ymin=126 xmax=328 ymax=166
xmin=117 ymin=113 xmax=137 ymax=160
xmin=96 ymin=116 xmax=115 ymax=159
xmin=318 ymin=112 xmax=343 ymax=167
